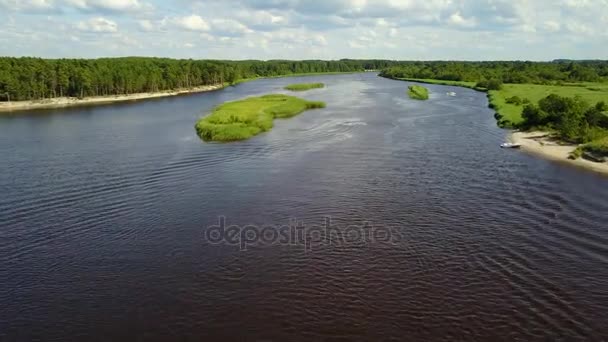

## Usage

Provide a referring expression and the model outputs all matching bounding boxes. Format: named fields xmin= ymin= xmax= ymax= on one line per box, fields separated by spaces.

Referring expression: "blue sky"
xmin=0 ymin=0 xmax=607 ymax=60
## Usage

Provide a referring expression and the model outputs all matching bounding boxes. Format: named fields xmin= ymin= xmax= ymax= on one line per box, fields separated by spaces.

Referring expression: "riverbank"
xmin=380 ymin=76 xmax=608 ymax=129
xmin=0 ymin=84 xmax=224 ymax=113
xmin=510 ymin=131 xmax=608 ymax=176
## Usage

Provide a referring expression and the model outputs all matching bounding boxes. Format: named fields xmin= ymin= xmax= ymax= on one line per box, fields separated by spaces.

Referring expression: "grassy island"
xmin=408 ymin=85 xmax=429 ymax=100
xmin=195 ymin=94 xmax=325 ymax=142
xmin=284 ymin=83 xmax=325 ymax=91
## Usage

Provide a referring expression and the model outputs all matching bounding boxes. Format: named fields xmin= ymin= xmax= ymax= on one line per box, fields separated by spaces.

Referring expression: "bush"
xmin=506 ymin=96 xmax=523 ymax=105
xmin=476 ymin=79 xmax=503 ymax=90
xmin=569 ymin=146 xmax=583 ymax=160
xmin=521 ymin=104 xmax=548 ymax=128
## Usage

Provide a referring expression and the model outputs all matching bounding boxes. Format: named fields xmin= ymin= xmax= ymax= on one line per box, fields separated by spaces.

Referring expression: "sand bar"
xmin=0 ymin=84 xmax=224 ymax=113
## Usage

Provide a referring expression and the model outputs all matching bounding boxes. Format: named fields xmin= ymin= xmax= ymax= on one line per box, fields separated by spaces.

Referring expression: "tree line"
xmin=379 ymin=61 xmax=608 ymax=85
xmin=0 ymin=57 xmax=398 ymax=101
xmin=2 ymin=58 xmax=607 ymax=102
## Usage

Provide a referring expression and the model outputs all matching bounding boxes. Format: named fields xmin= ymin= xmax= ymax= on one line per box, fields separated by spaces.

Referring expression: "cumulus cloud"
xmin=174 ymin=15 xmax=210 ymax=31
xmin=1 ymin=0 xmax=608 ymax=60
xmin=447 ymin=11 xmax=477 ymax=28
xmin=76 ymin=17 xmax=117 ymax=32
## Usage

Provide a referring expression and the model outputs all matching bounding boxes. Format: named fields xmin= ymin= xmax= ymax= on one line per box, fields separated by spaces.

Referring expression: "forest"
xmin=3 ymin=58 xmax=608 ymax=102
xmin=379 ymin=60 xmax=608 ymax=84
xmin=0 ymin=58 xmax=396 ymax=101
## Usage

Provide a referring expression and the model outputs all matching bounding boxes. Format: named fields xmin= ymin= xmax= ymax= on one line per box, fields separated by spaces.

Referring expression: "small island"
xmin=408 ymin=85 xmax=429 ymax=100
xmin=195 ymin=94 xmax=326 ymax=142
xmin=284 ymin=83 xmax=325 ymax=91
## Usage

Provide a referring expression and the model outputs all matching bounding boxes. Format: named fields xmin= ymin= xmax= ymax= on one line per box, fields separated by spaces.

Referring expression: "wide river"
xmin=1 ymin=73 xmax=607 ymax=341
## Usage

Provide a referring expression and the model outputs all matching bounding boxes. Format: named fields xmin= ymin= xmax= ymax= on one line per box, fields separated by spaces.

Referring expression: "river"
xmin=1 ymin=73 xmax=607 ymax=341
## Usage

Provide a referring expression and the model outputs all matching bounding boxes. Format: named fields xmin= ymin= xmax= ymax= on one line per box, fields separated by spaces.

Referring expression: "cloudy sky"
xmin=0 ymin=0 xmax=607 ymax=60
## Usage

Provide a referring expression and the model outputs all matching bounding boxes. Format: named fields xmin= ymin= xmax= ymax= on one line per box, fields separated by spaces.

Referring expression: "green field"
xmin=284 ymin=83 xmax=325 ymax=91
xmin=489 ymin=83 xmax=608 ymax=126
xmin=195 ymin=94 xmax=325 ymax=142
xmin=407 ymin=85 xmax=429 ymax=100
xmin=387 ymin=76 xmax=608 ymax=128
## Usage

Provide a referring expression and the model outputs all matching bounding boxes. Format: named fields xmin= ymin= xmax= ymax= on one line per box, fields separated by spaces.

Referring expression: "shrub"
xmin=476 ymin=79 xmax=503 ymax=90
xmin=506 ymin=96 xmax=523 ymax=105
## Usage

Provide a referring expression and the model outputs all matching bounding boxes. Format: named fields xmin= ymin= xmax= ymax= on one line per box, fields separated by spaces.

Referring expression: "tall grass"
xmin=195 ymin=94 xmax=326 ymax=142
xmin=583 ymin=136 xmax=608 ymax=155
xmin=284 ymin=83 xmax=325 ymax=91
xmin=408 ymin=85 xmax=429 ymax=100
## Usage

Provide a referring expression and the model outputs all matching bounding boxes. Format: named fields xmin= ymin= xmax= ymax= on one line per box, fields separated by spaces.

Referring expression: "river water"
xmin=1 ymin=73 xmax=607 ymax=341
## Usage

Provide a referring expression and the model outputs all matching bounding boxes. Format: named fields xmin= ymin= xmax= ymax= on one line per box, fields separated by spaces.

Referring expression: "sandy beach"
xmin=510 ymin=131 xmax=608 ymax=176
xmin=0 ymin=84 xmax=224 ymax=113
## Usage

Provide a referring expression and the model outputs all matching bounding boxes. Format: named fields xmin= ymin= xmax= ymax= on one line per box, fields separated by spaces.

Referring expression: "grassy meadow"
xmin=489 ymin=83 xmax=608 ymax=126
xmin=195 ymin=94 xmax=325 ymax=142
xmin=407 ymin=85 xmax=430 ymax=100
xmin=390 ymin=77 xmax=608 ymax=128
xmin=284 ymin=83 xmax=325 ymax=91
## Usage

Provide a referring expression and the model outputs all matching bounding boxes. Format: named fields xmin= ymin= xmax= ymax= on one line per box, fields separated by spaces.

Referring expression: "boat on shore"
xmin=500 ymin=142 xmax=521 ymax=149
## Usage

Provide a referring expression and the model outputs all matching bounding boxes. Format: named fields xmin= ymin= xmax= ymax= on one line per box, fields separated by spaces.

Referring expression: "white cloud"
xmin=76 ymin=17 xmax=117 ymax=32
xmin=447 ymin=11 xmax=477 ymax=28
xmin=137 ymin=19 xmax=154 ymax=31
xmin=0 ymin=0 xmax=57 ymax=13
xmin=565 ymin=22 xmax=594 ymax=35
xmin=1 ymin=0 xmax=608 ymax=60
xmin=542 ymin=21 xmax=560 ymax=33
xmin=211 ymin=19 xmax=253 ymax=37
xmin=63 ymin=0 xmax=150 ymax=12
xmin=174 ymin=15 xmax=210 ymax=31
xmin=348 ymin=40 xmax=365 ymax=49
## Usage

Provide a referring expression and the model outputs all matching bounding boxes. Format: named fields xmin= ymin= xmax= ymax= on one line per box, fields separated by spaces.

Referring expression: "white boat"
xmin=500 ymin=142 xmax=521 ymax=148
xmin=447 ymin=92 xmax=456 ymax=96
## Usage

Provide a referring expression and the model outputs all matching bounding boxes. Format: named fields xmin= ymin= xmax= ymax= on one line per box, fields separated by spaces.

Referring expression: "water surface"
xmin=1 ymin=73 xmax=608 ymax=341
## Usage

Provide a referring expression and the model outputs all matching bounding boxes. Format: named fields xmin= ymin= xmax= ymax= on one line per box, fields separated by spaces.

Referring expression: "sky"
xmin=0 ymin=0 xmax=607 ymax=60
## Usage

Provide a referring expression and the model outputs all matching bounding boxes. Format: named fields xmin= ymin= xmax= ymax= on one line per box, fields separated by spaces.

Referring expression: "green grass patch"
xmin=284 ymin=83 xmax=325 ymax=91
xmin=583 ymin=136 xmax=608 ymax=155
xmin=195 ymin=94 xmax=325 ymax=142
xmin=489 ymin=83 xmax=608 ymax=128
xmin=407 ymin=85 xmax=429 ymax=100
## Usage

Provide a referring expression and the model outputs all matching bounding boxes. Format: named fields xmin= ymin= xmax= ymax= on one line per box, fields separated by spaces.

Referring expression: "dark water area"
xmin=1 ymin=73 xmax=608 ymax=341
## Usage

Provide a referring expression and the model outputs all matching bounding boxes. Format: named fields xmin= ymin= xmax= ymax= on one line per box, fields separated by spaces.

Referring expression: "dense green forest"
xmin=4 ymin=58 xmax=608 ymax=102
xmin=0 ymin=57 xmax=396 ymax=101
xmin=379 ymin=61 xmax=608 ymax=84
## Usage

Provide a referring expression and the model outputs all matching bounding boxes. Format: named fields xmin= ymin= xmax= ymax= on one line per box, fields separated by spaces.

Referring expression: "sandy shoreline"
xmin=0 ymin=84 xmax=224 ymax=113
xmin=510 ymin=131 xmax=608 ymax=176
